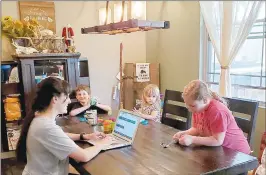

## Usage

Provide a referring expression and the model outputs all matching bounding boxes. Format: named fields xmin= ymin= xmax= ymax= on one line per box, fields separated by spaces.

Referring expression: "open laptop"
xmin=88 ymin=109 xmax=141 ymax=150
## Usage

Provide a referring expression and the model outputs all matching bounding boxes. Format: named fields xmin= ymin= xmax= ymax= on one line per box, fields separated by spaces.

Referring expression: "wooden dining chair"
xmin=69 ymin=164 xmax=80 ymax=175
xmin=161 ymin=89 xmax=191 ymax=130
xmin=224 ymin=97 xmax=259 ymax=147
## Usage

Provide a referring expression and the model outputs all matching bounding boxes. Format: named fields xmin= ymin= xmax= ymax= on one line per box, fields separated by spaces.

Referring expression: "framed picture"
xmin=18 ymin=1 xmax=56 ymax=32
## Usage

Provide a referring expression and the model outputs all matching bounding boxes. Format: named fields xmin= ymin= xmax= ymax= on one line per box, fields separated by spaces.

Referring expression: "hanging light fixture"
xmin=81 ymin=1 xmax=169 ymax=35
xmin=99 ymin=7 xmax=111 ymax=25
xmin=81 ymin=1 xmax=169 ymax=109
xmin=131 ymin=1 xmax=146 ymax=20
xmin=114 ymin=3 xmax=127 ymax=23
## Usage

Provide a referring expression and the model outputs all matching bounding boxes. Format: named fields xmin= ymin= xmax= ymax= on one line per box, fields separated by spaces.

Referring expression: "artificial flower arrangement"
xmin=1 ymin=16 xmax=66 ymax=54
xmin=1 ymin=16 xmax=40 ymax=38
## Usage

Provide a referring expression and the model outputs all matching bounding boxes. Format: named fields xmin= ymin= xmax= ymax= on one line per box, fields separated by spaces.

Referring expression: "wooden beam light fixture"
xmin=81 ymin=1 xmax=170 ymax=35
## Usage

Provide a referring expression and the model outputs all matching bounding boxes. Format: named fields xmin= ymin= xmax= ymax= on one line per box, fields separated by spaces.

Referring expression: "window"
xmin=203 ymin=5 xmax=266 ymax=105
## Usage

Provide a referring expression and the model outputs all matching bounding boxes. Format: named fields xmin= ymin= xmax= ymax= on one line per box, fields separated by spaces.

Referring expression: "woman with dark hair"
xmin=16 ymin=77 xmax=112 ymax=175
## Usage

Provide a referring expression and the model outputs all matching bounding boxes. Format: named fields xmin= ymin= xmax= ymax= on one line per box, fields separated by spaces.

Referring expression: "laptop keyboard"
xmin=109 ymin=135 xmax=127 ymax=145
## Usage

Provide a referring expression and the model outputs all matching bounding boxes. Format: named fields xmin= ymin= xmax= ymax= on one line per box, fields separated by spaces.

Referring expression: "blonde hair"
xmin=75 ymin=85 xmax=91 ymax=95
xmin=141 ymin=84 xmax=161 ymax=109
xmin=182 ymin=80 xmax=227 ymax=106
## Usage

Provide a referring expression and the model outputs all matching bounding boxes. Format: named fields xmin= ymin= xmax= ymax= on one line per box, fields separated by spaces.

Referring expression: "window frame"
xmin=201 ymin=17 xmax=266 ymax=107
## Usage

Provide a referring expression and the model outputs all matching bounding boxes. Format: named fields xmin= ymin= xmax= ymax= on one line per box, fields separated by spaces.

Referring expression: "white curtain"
xmin=200 ymin=1 xmax=263 ymax=96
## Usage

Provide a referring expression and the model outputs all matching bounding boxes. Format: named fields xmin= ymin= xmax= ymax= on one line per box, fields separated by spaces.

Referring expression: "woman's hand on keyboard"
xmin=85 ymin=132 xmax=106 ymax=140
xmin=95 ymin=136 xmax=114 ymax=150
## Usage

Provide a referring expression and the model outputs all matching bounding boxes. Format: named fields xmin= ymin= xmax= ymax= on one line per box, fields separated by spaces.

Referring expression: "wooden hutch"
xmin=1 ymin=53 xmax=90 ymax=151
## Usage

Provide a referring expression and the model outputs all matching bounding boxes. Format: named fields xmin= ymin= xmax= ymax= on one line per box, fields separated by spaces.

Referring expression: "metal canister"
xmin=85 ymin=110 xmax=97 ymax=125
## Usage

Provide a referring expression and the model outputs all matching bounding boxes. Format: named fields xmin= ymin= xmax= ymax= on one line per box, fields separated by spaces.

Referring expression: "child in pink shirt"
xmin=173 ymin=80 xmax=251 ymax=154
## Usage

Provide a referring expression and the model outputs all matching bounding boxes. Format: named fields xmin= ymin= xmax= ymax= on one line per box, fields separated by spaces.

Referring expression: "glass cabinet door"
xmin=34 ymin=59 xmax=67 ymax=83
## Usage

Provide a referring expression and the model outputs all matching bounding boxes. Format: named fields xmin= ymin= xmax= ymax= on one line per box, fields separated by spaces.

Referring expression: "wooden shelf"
xmin=1 ymin=61 xmax=19 ymax=65
xmin=1 ymin=62 xmax=24 ymax=152
xmin=6 ymin=120 xmax=22 ymax=124
xmin=1 ymin=83 xmax=20 ymax=96
xmin=12 ymin=52 xmax=81 ymax=59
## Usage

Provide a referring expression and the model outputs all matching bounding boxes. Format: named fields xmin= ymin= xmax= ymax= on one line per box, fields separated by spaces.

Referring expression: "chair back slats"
xmin=162 ymin=89 xmax=191 ymax=130
xmin=164 ymin=103 xmax=189 ymax=117
xmin=165 ymin=90 xmax=184 ymax=102
xmin=234 ymin=116 xmax=251 ymax=134
xmin=225 ymin=97 xmax=259 ymax=145
xmin=225 ymin=97 xmax=258 ymax=116
xmin=161 ymin=117 xmax=188 ymax=131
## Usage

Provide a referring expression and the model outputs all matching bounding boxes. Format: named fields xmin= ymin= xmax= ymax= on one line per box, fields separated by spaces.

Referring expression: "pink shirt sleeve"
xmin=209 ymin=111 xmax=228 ymax=134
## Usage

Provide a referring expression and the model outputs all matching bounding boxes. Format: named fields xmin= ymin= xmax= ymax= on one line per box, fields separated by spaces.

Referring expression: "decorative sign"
xmin=136 ymin=63 xmax=150 ymax=82
xmin=19 ymin=2 xmax=56 ymax=32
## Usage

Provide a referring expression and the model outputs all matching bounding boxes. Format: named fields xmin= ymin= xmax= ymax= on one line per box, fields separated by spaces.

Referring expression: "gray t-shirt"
xmin=22 ymin=117 xmax=78 ymax=175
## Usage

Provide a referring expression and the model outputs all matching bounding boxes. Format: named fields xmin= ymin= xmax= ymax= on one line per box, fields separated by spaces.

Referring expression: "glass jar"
xmin=103 ymin=120 xmax=112 ymax=134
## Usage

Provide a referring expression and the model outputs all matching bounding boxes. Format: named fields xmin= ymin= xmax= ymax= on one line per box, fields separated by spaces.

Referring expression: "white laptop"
xmin=88 ymin=109 xmax=141 ymax=150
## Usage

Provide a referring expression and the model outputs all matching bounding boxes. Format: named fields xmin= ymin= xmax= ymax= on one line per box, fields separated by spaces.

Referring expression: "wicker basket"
xmin=14 ymin=36 xmax=66 ymax=53
xmin=13 ymin=37 xmax=32 ymax=47
xmin=31 ymin=37 xmax=66 ymax=53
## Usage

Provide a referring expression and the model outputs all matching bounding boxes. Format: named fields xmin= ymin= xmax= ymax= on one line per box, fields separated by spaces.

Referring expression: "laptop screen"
xmin=113 ymin=111 xmax=140 ymax=140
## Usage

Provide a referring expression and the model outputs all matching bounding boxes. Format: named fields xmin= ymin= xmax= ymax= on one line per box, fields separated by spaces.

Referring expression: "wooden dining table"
xmin=56 ymin=114 xmax=258 ymax=175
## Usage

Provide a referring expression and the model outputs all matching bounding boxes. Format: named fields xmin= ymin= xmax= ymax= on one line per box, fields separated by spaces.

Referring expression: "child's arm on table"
xmin=179 ymin=132 xmax=225 ymax=146
xmin=69 ymin=105 xmax=90 ymax=116
xmin=91 ymin=97 xmax=111 ymax=112
xmin=190 ymin=132 xmax=225 ymax=146
xmin=95 ymin=103 xmax=111 ymax=112
xmin=133 ymin=108 xmax=158 ymax=120
xmin=140 ymin=110 xmax=158 ymax=120
xmin=173 ymin=127 xmax=198 ymax=140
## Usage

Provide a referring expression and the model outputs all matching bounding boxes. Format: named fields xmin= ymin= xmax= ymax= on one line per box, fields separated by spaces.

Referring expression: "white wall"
xmin=1 ymin=1 xmax=146 ymax=107
xmin=146 ymin=1 xmax=200 ymax=92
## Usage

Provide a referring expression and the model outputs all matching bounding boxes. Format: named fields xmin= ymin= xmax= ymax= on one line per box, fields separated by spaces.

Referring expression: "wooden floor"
xmin=1 ymin=151 xmax=79 ymax=175
xmin=1 ymin=151 xmax=15 ymax=159
xmin=1 ymin=157 xmax=24 ymax=175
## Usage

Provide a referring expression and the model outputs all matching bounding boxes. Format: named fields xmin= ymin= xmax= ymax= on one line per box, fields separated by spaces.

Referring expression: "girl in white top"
xmin=16 ymin=77 xmax=113 ymax=175
xmin=133 ymin=84 xmax=161 ymax=123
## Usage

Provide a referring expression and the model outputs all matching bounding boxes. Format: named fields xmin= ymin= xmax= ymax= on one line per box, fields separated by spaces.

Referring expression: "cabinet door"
xmin=19 ymin=59 xmax=36 ymax=113
xmin=34 ymin=59 xmax=67 ymax=82
xmin=67 ymin=58 xmax=79 ymax=89
xmin=1 ymin=100 xmax=9 ymax=151
xmin=78 ymin=58 xmax=90 ymax=86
